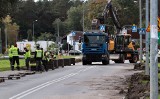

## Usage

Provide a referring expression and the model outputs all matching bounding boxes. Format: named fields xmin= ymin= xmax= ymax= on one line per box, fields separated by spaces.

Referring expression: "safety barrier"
xmin=63 ymin=59 xmax=71 ymax=66
xmin=58 ymin=59 xmax=64 ymax=68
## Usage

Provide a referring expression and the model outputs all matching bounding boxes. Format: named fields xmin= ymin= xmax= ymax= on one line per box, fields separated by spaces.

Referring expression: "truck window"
xmin=84 ymin=35 xmax=105 ymax=43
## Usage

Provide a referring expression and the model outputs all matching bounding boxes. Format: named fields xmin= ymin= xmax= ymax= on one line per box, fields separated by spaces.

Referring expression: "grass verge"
xmin=0 ymin=55 xmax=78 ymax=71
xmin=0 ymin=59 xmax=25 ymax=71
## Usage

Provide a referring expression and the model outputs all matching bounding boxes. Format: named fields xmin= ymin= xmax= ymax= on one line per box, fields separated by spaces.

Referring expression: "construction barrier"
xmin=47 ymin=60 xmax=54 ymax=70
xmin=70 ymin=58 xmax=75 ymax=65
xmin=58 ymin=59 xmax=64 ymax=68
xmin=53 ymin=59 xmax=59 ymax=68
xmin=63 ymin=59 xmax=71 ymax=66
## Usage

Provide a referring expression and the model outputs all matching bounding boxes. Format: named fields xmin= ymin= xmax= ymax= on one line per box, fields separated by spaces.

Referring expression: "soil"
xmin=124 ymin=63 xmax=160 ymax=99
xmin=125 ymin=72 xmax=150 ymax=99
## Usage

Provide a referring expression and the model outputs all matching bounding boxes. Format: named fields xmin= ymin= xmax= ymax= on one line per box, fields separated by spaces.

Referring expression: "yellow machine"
xmin=109 ymin=33 xmax=139 ymax=63
xmin=92 ymin=0 xmax=139 ymax=63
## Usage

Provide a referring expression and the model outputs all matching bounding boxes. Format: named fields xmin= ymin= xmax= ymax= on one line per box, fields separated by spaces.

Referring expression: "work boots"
xmin=16 ymin=66 xmax=20 ymax=71
xmin=11 ymin=66 xmax=14 ymax=71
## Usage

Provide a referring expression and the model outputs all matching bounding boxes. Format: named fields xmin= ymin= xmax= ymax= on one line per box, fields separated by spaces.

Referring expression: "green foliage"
xmin=66 ymin=5 xmax=83 ymax=31
xmin=37 ymin=32 xmax=54 ymax=41
xmin=62 ymin=43 xmax=72 ymax=51
xmin=27 ymin=29 xmax=32 ymax=41
xmin=2 ymin=15 xmax=19 ymax=45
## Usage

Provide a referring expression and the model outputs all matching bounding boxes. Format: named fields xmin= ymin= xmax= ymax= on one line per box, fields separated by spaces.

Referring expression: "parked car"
xmin=69 ymin=50 xmax=82 ymax=55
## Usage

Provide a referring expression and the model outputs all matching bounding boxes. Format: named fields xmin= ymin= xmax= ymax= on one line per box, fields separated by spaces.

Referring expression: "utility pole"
xmin=32 ymin=20 xmax=37 ymax=41
xmin=145 ymin=0 xmax=149 ymax=75
xmin=5 ymin=28 xmax=7 ymax=50
xmin=83 ymin=5 xmax=85 ymax=32
xmin=0 ymin=28 xmax=2 ymax=54
xmin=57 ymin=18 xmax=60 ymax=55
xmin=139 ymin=0 xmax=143 ymax=63
xmin=150 ymin=0 xmax=158 ymax=98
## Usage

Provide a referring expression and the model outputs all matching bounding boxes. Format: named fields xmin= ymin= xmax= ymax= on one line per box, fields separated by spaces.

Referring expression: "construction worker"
xmin=34 ymin=45 xmax=43 ymax=72
xmin=11 ymin=44 xmax=20 ymax=71
xmin=9 ymin=45 xmax=14 ymax=70
xmin=42 ymin=50 xmax=49 ymax=72
xmin=24 ymin=47 xmax=31 ymax=70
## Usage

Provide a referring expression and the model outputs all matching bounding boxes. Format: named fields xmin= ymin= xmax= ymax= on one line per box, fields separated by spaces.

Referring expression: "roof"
xmin=62 ymin=31 xmax=83 ymax=41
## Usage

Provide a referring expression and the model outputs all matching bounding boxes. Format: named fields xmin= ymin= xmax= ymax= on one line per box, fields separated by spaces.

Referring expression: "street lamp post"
xmin=32 ymin=20 xmax=37 ymax=41
xmin=57 ymin=18 xmax=60 ymax=55
xmin=134 ymin=0 xmax=142 ymax=63
xmin=145 ymin=0 xmax=149 ymax=75
xmin=139 ymin=0 xmax=142 ymax=63
xmin=83 ymin=5 xmax=84 ymax=32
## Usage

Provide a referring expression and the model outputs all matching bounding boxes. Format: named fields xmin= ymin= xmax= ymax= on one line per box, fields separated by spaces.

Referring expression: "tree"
xmin=2 ymin=15 xmax=19 ymax=45
xmin=37 ymin=32 xmax=54 ymax=41
xmin=66 ymin=6 xmax=83 ymax=31
xmin=62 ymin=42 xmax=72 ymax=51
xmin=52 ymin=18 xmax=67 ymax=37
xmin=27 ymin=29 xmax=32 ymax=41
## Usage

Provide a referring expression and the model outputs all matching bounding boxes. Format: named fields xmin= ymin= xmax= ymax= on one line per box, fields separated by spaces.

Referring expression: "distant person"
xmin=24 ymin=47 xmax=31 ymax=70
xmin=11 ymin=44 xmax=20 ymax=71
xmin=34 ymin=45 xmax=43 ymax=72
xmin=9 ymin=45 xmax=14 ymax=70
xmin=41 ymin=48 xmax=48 ymax=72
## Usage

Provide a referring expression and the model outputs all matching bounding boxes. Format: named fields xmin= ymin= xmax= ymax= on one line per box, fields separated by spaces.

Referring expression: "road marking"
xmin=9 ymin=66 xmax=96 ymax=99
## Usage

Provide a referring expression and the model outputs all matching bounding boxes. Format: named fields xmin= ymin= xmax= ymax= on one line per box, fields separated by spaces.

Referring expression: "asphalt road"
xmin=0 ymin=60 xmax=137 ymax=99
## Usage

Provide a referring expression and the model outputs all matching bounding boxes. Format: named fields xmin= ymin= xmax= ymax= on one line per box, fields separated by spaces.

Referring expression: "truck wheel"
xmin=129 ymin=55 xmax=138 ymax=63
xmin=88 ymin=61 xmax=92 ymax=65
xmin=120 ymin=54 xmax=125 ymax=63
xmin=82 ymin=60 xmax=87 ymax=65
xmin=106 ymin=60 xmax=109 ymax=65
xmin=102 ymin=60 xmax=107 ymax=65
xmin=114 ymin=60 xmax=120 ymax=63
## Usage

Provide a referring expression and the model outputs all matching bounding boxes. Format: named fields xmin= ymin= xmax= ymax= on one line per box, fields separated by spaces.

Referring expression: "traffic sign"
xmin=132 ymin=25 xmax=137 ymax=32
xmin=139 ymin=28 xmax=146 ymax=35
xmin=99 ymin=25 xmax=105 ymax=31
xmin=146 ymin=17 xmax=160 ymax=32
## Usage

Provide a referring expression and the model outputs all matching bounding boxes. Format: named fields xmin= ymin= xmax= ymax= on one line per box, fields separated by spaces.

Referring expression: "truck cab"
xmin=80 ymin=31 xmax=109 ymax=65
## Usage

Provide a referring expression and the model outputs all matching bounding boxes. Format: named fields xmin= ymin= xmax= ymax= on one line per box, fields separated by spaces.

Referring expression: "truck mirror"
xmin=79 ymin=36 xmax=81 ymax=43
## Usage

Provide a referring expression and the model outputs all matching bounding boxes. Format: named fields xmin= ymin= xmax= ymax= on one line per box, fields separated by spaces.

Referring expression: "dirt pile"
xmin=125 ymin=73 xmax=150 ymax=99
xmin=134 ymin=63 xmax=145 ymax=70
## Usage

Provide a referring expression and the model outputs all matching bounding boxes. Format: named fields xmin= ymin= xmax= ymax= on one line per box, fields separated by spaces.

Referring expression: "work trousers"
xmin=42 ymin=60 xmax=48 ymax=72
xmin=12 ymin=56 xmax=20 ymax=70
xmin=25 ymin=57 xmax=30 ymax=70
xmin=9 ymin=58 xmax=13 ymax=70
xmin=36 ymin=59 xmax=44 ymax=72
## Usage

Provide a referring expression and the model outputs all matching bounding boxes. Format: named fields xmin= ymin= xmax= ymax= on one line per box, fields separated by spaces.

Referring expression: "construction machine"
xmin=91 ymin=0 xmax=139 ymax=63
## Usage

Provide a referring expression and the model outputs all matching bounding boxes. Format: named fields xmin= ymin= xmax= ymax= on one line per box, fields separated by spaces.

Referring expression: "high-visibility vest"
xmin=25 ymin=50 xmax=31 ymax=59
xmin=36 ymin=50 xmax=42 ymax=58
xmin=12 ymin=47 xmax=18 ymax=56
xmin=9 ymin=48 xmax=13 ymax=58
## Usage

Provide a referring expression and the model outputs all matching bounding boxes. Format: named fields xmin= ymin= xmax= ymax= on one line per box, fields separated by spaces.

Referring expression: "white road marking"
xmin=9 ymin=66 xmax=96 ymax=99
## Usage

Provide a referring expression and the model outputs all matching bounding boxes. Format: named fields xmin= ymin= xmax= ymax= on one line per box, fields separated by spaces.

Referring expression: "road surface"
xmin=0 ymin=61 xmax=138 ymax=99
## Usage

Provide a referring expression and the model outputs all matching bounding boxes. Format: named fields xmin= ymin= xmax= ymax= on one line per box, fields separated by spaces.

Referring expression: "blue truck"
xmin=79 ymin=31 xmax=110 ymax=65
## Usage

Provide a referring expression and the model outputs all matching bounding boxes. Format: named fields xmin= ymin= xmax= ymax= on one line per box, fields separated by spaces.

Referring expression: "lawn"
xmin=0 ymin=59 xmax=25 ymax=71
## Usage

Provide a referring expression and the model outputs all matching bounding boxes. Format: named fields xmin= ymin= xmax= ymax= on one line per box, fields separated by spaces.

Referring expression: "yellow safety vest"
xmin=24 ymin=50 xmax=31 ymax=59
xmin=12 ymin=47 xmax=18 ymax=56
xmin=36 ymin=50 xmax=42 ymax=58
xmin=9 ymin=48 xmax=13 ymax=58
